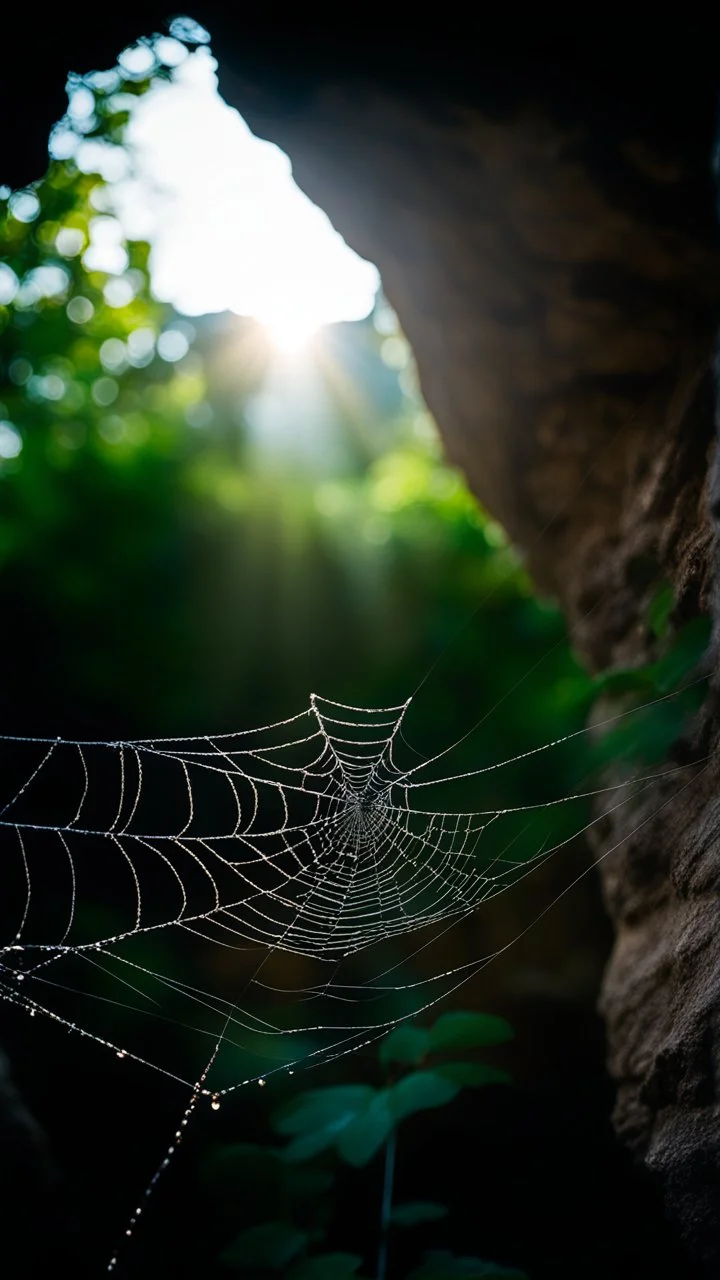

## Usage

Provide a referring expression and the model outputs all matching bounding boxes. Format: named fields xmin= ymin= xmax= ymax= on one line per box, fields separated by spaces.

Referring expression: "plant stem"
xmin=377 ymin=1128 xmax=397 ymax=1280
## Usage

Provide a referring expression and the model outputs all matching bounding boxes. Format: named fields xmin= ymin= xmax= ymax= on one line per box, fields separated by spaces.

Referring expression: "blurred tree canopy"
xmin=0 ymin=37 xmax=593 ymax=771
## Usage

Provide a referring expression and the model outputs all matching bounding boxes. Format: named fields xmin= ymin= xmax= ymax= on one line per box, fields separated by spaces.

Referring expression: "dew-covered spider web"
xmin=0 ymin=686 xmax=701 ymax=1268
xmin=0 ymin=689 xmax=688 ymax=1070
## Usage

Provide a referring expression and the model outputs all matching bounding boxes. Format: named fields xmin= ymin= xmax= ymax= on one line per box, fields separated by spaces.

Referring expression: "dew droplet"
xmin=211 ymin=1095 xmax=221 ymax=1111
xmin=116 ymin=1049 xmax=126 ymax=1059
xmin=258 ymin=1078 xmax=266 ymax=1087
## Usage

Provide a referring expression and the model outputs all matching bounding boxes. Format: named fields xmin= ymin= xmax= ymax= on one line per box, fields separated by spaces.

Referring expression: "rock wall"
xmin=217 ymin=67 xmax=720 ymax=1265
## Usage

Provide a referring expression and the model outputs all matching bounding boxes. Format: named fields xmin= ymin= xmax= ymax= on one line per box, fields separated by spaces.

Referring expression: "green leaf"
xmin=380 ymin=1024 xmax=430 ymax=1066
xmin=406 ymin=1251 xmax=527 ymax=1280
xmin=282 ymin=1128 xmax=345 ymax=1164
xmin=409 ymin=1267 xmax=526 ymax=1280
xmin=647 ymin=581 xmax=674 ymax=639
xmin=429 ymin=1012 xmax=514 ymax=1053
xmin=274 ymin=1086 xmax=376 ymax=1137
xmin=592 ymin=665 xmax=657 ymax=697
xmin=592 ymin=684 xmax=706 ymax=767
xmin=200 ymin=1142 xmax=289 ymax=1223
xmin=593 ymin=614 xmax=711 ymax=707
xmin=652 ymin=615 xmax=711 ymax=692
xmin=286 ymin=1254 xmax=363 ymax=1280
xmin=336 ymin=1092 xmax=393 ymax=1167
xmin=283 ymin=1165 xmax=335 ymax=1200
xmin=277 ymin=1085 xmax=381 ymax=1164
xmin=389 ymin=1071 xmax=459 ymax=1121
xmin=390 ymin=1201 xmax=448 ymax=1227
xmin=219 ymin=1221 xmax=307 ymax=1270
xmin=200 ymin=1141 xmax=281 ymax=1189
xmin=433 ymin=1062 xmax=510 ymax=1087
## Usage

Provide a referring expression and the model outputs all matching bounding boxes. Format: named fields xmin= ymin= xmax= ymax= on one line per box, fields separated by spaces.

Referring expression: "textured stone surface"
xmin=217 ymin=71 xmax=720 ymax=1265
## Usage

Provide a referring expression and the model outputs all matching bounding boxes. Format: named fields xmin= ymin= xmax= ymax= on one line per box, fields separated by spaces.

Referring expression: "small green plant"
xmin=589 ymin=581 xmax=711 ymax=768
xmin=204 ymin=1011 xmax=527 ymax=1280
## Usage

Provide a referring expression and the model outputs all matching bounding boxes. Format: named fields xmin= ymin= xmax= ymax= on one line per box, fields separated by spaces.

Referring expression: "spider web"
xmin=0 ymin=690 xmax=678 ymax=1086
xmin=0 ymin=686 xmax=697 ymax=1270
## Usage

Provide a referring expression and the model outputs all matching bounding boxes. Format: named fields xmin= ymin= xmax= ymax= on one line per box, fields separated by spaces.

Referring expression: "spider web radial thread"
xmin=0 ymin=691 xmax=676 ymax=1098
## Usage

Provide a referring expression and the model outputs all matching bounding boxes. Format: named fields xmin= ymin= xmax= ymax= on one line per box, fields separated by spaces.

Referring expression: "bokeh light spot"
xmin=68 ymin=86 xmax=95 ymax=122
xmin=103 ymin=278 xmax=135 ymax=308
xmin=126 ymin=327 xmax=155 ymax=367
xmin=157 ymin=329 xmax=190 ymax=362
xmin=100 ymin=339 xmax=128 ymax=372
xmin=66 ymin=296 xmax=94 ymax=324
xmin=9 ymin=191 xmax=40 ymax=223
xmin=168 ymin=16 xmax=211 ymax=44
xmin=118 ymin=44 xmax=157 ymax=78
xmin=91 ymin=377 xmax=119 ymax=406
xmin=48 ymin=128 xmax=79 ymax=161
xmin=0 ymin=421 xmax=22 ymax=459
xmin=98 ymin=415 xmax=126 ymax=443
xmin=155 ymin=37 xmax=189 ymax=67
xmin=0 ymin=265 xmax=19 ymax=305
xmin=9 ymin=358 xmax=32 ymax=385
xmin=56 ymin=227 xmax=85 ymax=258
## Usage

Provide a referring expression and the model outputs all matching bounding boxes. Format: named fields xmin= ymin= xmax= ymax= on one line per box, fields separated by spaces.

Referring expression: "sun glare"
xmin=113 ymin=49 xmax=380 ymax=345
xmin=264 ymin=317 xmax=318 ymax=355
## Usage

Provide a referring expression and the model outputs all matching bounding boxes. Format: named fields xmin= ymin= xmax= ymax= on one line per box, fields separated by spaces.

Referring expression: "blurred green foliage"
xmin=0 ymin=51 xmax=211 ymax=730
xmin=0 ymin=39 xmax=593 ymax=757
xmin=589 ymin=586 xmax=711 ymax=768
xmin=202 ymin=1010 xmax=526 ymax=1280
xmin=274 ymin=1011 xmax=513 ymax=1168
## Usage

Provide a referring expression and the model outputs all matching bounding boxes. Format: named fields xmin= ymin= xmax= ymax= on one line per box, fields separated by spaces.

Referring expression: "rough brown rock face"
xmin=215 ymin=64 xmax=720 ymax=1266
